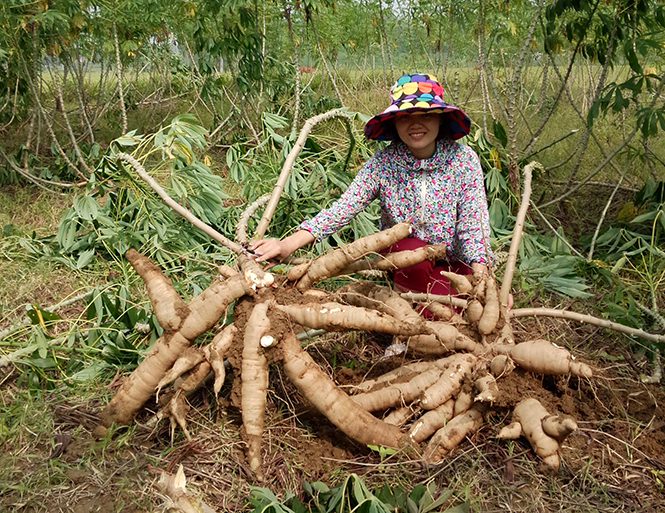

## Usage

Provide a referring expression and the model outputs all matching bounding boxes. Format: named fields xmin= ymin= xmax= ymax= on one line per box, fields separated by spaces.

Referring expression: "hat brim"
xmin=364 ymin=103 xmax=471 ymax=141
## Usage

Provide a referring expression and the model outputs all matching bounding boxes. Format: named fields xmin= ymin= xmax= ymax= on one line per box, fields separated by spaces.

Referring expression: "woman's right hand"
xmin=249 ymin=230 xmax=316 ymax=264
xmin=248 ymin=238 xmax=292 ymax=263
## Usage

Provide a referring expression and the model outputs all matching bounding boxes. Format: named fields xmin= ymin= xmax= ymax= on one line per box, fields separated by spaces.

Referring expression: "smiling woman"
xmin=394 ymin=112 xmax=441 ymax=159
xmin=251 ymin=73 xmax=497 ymax=305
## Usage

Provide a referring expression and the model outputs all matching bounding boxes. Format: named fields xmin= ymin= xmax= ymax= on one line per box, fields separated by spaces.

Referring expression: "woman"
xmin=251 ymin=72 xmax=494 ymax=300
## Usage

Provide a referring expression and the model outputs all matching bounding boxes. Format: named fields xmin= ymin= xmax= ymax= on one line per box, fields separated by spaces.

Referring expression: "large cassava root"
xmin=93 ymin=250 xmax=256 ymax=436
xmin=96 ymin=221 xmax=598 ymax=475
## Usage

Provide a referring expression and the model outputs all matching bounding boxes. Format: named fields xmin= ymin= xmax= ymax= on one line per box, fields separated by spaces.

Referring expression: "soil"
xmin=2 ymin=279 xmax=665 ymax=513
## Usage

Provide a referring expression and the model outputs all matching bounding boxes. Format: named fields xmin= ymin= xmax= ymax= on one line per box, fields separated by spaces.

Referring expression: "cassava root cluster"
xmin=94 ymin=223 xmax=590 ymax=476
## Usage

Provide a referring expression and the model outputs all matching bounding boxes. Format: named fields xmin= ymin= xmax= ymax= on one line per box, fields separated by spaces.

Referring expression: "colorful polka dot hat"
xmin=363 ymin=72 xmax=471 ymax=141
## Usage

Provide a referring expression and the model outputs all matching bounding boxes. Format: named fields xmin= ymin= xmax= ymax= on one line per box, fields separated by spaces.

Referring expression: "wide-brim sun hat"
xmin=363 ymin=73 xmax=471 ymax=141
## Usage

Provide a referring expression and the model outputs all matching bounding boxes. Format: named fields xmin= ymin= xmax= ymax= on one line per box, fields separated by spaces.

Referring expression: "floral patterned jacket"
xmin=299 ymin=139 xmax=493 ymax=265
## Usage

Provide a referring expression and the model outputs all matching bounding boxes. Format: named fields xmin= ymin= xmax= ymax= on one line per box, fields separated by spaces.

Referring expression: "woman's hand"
xmin=249 ymin=238 xmax=293 ymax=263
xmin=249 ymin=230 xmax=316 ymax=265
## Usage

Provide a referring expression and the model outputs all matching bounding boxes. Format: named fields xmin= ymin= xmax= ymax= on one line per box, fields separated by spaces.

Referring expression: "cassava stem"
xmin=500 ymin=161 xmax=540 ymax=306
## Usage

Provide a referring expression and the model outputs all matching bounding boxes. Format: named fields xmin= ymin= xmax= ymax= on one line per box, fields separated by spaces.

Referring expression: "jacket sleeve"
xmin=452 ymin=146 xmax=494 ymax=265
xmin=298 ymin=154 xmax=382 ymax=241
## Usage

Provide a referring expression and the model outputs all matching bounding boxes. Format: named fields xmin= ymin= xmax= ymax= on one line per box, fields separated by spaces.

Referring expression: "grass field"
xmin=1 ymin=62 xmax=664 ymax=512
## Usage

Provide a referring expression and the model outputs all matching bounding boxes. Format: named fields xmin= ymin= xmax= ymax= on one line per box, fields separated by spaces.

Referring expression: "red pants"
xmin=383 ymin=237 xmax=472 ymax=296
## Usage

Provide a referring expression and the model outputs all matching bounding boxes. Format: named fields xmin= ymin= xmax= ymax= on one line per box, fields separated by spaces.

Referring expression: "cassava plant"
xmin=93 ymin=112 xmax=665 ymax=479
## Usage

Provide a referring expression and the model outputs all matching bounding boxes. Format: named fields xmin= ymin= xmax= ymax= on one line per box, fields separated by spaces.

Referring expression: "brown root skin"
xmin=287 ymin=262 xmax=311 ymax=281
xmin=498 ymin=421 xmax=522 ymax=439
xmin=407 ymin=323 xmax=479 ymax=356
xmin=340 ymin=244 xmax=446 ymax=275
xmin=477 ymin=277 xmax=500 ymax=335
xmin=352 ymin=360 xmax=440 ymax=394
xmin=490 ymin=354 xmax=515 ymax=377
xmin=126 ymin=249 xmax=188 ymax=332
xmin=424 ymin=405 xmax=484 ymax=463
xmin=296 ymin=222 xmax=411 ymax=290
xmin=466 ymin=299 xmax=484 ymax=323
xmin=281 ymin=334 xmax=402 ymax=448
xmin=425 ymin=302 xmax=459 ymax=322
xmin=207 ymin=324 xmax=238 ymax=396
xmin=241 ymin=302 xmax=271 ymax=478
xmin=510 ymin=340 xmax=593 ymax=378
xmin=352 ymin=367 xmax=443 ymax=412
xmin=178 ymin=273 xmax=255 ymax=341
xmin=474 ymin=374 xmax=499 ymax=404
xmin=384 ymin=406 xmax=417 ymax=427
xmin=157 ymin=347 xmax=204 ymax=395
xmin=472 ymin=272 xmax=487 ymax=300
xmin=339 ymin=282 xmax=425 ymax=328
xmin=168 ymin=390 xmax=191 ymax=440
xmin=275 ymin=302 xmax=428 ymax=336
xmin=453 ymin=389 xmax=473 ymax=417
xmin=96 ymin=261 xmax=254 ymax=431
xmin=217 ymin=264 xmax=238 ymax=278
xmin=512 ymin=398 xmax=561 ymax=471
xmin=440 ymin=271 xmax=473 ymax=295
xmin=408 ymin=399 xmax=454 ymax=443
xmin=542 ymin=414 xmax=578 ymax=443
xmin=419 ymin=354 xmax=476 ymax=410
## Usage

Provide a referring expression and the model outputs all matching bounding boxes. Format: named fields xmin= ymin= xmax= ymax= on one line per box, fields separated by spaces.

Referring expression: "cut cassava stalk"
xmin=510 ymin=308 xmax=665 ymax=344
xmin=281 ymin=333 xmax=403 ymax=448
xmin=241 ymin=302 xmax=271 ymax=479
xmin=352 ymin=367 xmax=443 ymax=412
xmin=274 ymin=302 xmax=428 ymax=337
xmin=400 ymin=291 xmax=468 ymax=310
xmin=236 ymin=192 xmax=270 ymax=245
xmin=424 ymin=405 xmax=485 ymax=463
xmin=295 ymin=222 xmax=412 ymax=290
xmin=510 ymin=340 xmax=593 ymax=378
xmin=408 ymin=399 xmax=454 ymax=443
xmin=254 ymin=109 xmax=354 ymax=239
xmin=117 ymin=153 xmax=247 ymax=256
xmin=499 ymin=161 xmax=539 ymax=307
xmin=339 ymin=244 xmax=447 ymax=275
xmin=94 ymin=257 xmax=255 ymax=436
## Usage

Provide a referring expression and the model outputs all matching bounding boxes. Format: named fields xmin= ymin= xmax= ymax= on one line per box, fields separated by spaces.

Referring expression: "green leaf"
xmin=492 ymin=119 xmax=508 ymax=148
xmin=422 ymin=489 xmax=454 ymax=513
xmin=76 ymin=249 xmax=96 ymax=269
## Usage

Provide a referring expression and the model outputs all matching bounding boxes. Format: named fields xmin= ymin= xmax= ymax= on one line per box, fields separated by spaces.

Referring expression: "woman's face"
xmin=394 ymin=112 xmax=440 ymax=159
